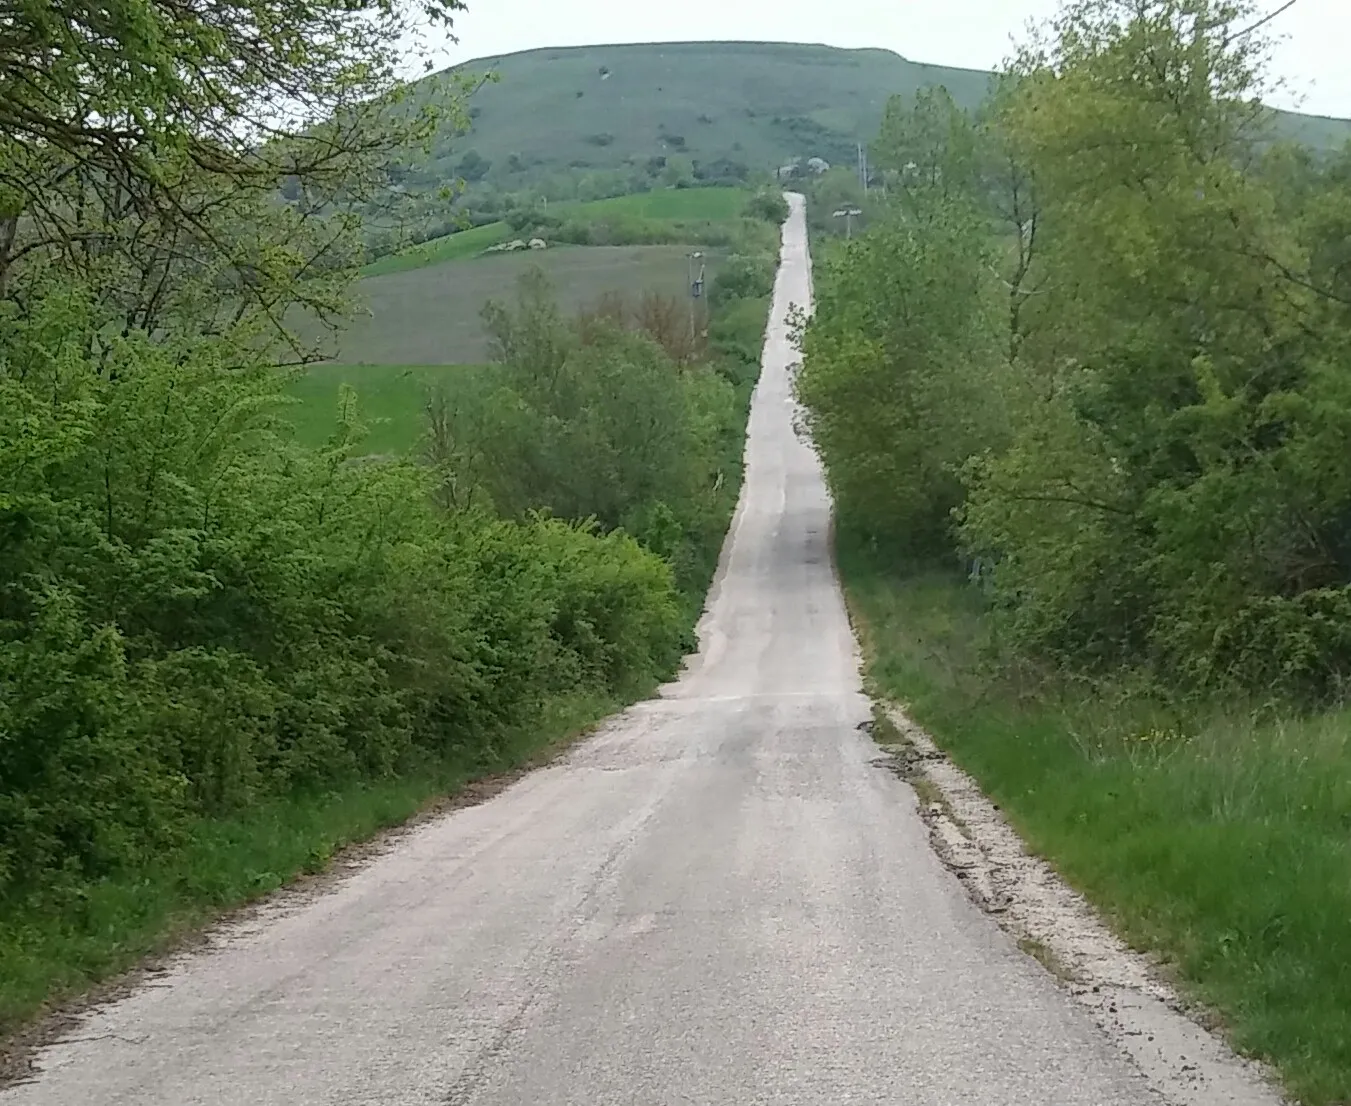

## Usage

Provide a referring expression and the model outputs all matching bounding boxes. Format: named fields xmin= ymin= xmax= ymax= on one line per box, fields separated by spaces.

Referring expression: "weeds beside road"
xmin=840 ymin=543 xmax=1351 ymax=1106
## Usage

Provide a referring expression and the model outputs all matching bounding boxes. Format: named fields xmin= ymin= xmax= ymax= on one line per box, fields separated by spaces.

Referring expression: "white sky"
xmin=434 ymin=0 xmax=1351 ymax=118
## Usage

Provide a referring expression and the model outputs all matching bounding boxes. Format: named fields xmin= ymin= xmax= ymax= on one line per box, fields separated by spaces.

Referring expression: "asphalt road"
xmin=3 ymin=194 xmax=1159 ymax=1106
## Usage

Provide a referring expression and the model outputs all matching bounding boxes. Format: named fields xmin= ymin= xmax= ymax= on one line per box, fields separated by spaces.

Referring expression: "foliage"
xmin=800 ymin=0 xmax=1351 ymax=702
xmin=424 ymin=269 xmax=752 ymax=604
xmin=0 ymin=285 xmax=688 ymax=914
xmin=0 ymin=0 xmax=464 ymax=353
xmin=800 ymin=167 xmax=873 ymax=242
xmin=0 ymin=0 xmax=777 ymax=1032
xmin=797 ymin=186 xmax=1006 ymax=558
xmin=744 ymin=190 xmax=790 ymax=224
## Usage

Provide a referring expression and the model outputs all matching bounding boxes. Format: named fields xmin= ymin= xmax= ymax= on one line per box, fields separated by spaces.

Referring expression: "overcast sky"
xmin=434 ymin=0 xmax=1351 ymax=118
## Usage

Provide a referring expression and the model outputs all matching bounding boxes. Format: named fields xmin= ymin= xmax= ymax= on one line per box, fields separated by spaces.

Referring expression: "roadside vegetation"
xmin=796 ymin=1 xmax=1351 ymax=1101
xmin=0 ymin=0 xmax=779 ymax=1037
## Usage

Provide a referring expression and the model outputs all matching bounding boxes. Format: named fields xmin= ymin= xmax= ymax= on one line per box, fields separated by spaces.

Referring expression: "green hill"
xmin=409 ymin=40 xmax=1351 ymax=191
xmin=416 ymin=42 xmax=995 ymax=188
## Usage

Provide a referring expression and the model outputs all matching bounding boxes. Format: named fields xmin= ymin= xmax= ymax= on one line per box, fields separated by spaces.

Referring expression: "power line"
xmin=1225 ymin=0 xmax=1300 ymax=44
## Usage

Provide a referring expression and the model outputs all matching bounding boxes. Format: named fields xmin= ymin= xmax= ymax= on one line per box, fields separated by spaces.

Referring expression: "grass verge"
xmin=0 ymin=691 xmax=616 ymax=1058
xmin=838 ymin=538 xmax=1351 ymax=1106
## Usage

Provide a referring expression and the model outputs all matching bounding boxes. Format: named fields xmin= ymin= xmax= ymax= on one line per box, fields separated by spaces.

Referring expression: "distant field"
xmin=284 ymin=363 xmax=492 ymax=454
xmin=364 ymin=186 xmax=750 ymax=277
xmin=363 ymin=222 xmax=515 ymax=277
xmin=293 ymin=238 xmax=724 ymax=449
xmin=326 ymin=244 xmax=721 ymax=366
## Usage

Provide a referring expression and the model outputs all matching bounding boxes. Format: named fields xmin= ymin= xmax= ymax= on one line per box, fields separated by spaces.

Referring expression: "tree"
xmin=957 ymin=0 xmax=1351 ymax=693
xmin=871 ymin=87 xmax=983 ymax=218
xmin=0 ymin=0 xmax=466 ymax=353
xmin=797 ymin=203 xmax=1006 ymax=557
xmin=456 ymin=150 xmax=492 ymax=183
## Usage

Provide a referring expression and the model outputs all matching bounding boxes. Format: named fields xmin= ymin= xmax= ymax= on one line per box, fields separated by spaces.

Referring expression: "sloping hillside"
xmin=409 ymin=40 xmax=1351 ymax=190
xmin=417 ymin=42 xmax=996 ymax=186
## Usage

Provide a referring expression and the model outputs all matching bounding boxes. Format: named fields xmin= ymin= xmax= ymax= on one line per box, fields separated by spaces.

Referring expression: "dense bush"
xmin=0 ymin=285 xmax=690 ymax=906
xmin=709 ymin=251 xmax=776 ymax=306
xmin=422 ymin=269 xmax=754 ymax=610
xmin=743 ymin=189 xmax=790 ymax=224
xmin=797 ymin=203 xmax=1007 ymax=557
xmin=798 ymin=0 xmax=1351 ymax=703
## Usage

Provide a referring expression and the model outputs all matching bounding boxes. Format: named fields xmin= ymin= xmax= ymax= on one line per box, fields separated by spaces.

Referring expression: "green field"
xmin=362 ymin=221 xmax=516 ymax=276
xmin=397 ymin=41 xmax=1351 ymax=194
xmin=364 ymin=186 xmax=752 ymax=277
xmin=296 ymin=187 xmax=749 ymax=454
xmin=284 ymin=363 xmax=490 ymax=453
xmin=552 ymin=188 xmax=753 ymax=221
xmin=327 ymin=245 xmax=721 ymax=366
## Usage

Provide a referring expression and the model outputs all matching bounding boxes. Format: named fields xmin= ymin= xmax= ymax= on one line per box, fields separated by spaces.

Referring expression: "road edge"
xmin=869 ymin=704 xmax=1289 ymax=1106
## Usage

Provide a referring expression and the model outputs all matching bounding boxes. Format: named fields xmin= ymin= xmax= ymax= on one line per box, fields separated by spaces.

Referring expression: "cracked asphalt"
xmin=1 ymin=194 xmax=1160 ymax=1106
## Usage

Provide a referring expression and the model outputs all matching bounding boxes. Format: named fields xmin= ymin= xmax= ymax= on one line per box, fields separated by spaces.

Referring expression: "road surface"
xmin=3 ymin=194 xmax=1159 ymax=1106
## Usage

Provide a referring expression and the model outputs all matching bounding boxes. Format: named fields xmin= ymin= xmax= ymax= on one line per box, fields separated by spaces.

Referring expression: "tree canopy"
xmin=799 ymin=0 xmax=1351 ymax=699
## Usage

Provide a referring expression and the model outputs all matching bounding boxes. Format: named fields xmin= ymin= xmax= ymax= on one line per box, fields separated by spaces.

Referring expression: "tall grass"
xmin=839 ymin=541 xmax=1351 ymax=1106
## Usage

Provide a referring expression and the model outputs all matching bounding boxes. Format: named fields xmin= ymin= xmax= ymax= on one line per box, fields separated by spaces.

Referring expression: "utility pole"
xmin=687 ymin=250 xmax=705 ymax=339
xmin=857 ymin=143 xmax=869 ymax=194
xmin=832 ymin=207 xmax=862 ymax=240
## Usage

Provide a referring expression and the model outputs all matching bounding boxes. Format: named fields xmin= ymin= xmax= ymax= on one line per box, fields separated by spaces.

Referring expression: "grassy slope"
xmin=363 ymin=186 xmax=752 ymax=277
xmin=362 ymin=221 xmax=516 ymax=276
xmin=839 ymin=543 xmax=1351 ymax=1106
xmin=425 ymin=42 xmax=994 ymax=182
xmin=410 ymin=41 xmax=1351 ymax=188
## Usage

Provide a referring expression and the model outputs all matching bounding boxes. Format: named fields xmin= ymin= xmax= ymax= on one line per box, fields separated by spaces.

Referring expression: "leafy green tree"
xmin=0 ymin=0 xmax=707 ymax=964
xmin=798 ymin=202 xmax=1007 ymax=557
xmin=957 ymin=0 xmax=1351 ymax=694
xmin=872 ymin=87 xmax=983 ymax=218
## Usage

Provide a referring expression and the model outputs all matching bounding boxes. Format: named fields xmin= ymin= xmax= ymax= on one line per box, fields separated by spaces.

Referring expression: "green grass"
xmin=283 ymin=363 xmax=490 ymax=454
xmin=364 ymin=187 xmax=752 ymax=278
xmin=552 ymin=188 xmax=752 ymax=221
xmin=0 ymin=692 xmax=617 ymax=1038
xmin=839 ymin=540 xmax=1351 ymax=1105
xmin=362 ymin=221 xmax=515 ymax=276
